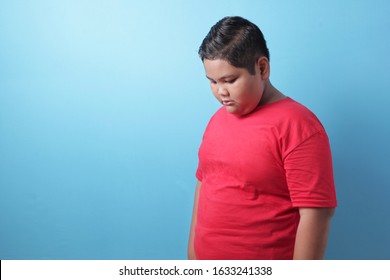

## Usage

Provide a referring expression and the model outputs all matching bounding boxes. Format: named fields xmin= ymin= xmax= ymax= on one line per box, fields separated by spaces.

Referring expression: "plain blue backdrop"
xmin=1 ymin=0 xmax=389 ymax=259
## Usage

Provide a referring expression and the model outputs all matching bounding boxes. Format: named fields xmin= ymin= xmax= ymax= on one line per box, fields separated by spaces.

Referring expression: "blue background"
xmin=1 ymin=0 xmax=389 ymax=260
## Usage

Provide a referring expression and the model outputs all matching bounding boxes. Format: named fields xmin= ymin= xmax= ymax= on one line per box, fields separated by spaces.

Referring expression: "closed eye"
xmin=225 ymin=78 xmax=237 ymax=84
xmin=206 ymin=75 xmax=237 ymax=84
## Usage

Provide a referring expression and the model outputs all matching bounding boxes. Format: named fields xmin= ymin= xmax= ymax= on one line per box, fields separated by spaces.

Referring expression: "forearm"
xmin=293 ymin=207 xmax=335 ymax=260
xmin=188 ymin=181 xmax=202 ymax=260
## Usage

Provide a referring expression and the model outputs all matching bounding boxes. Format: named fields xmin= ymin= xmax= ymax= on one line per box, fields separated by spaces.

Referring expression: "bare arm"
xmin=188 ymin=180 xmax=202 ymax=260
xmin=293 ymin=207 xmax=335 ymax=260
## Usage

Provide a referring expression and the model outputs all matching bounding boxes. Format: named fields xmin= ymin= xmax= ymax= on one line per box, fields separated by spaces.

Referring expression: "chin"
xmin=225 ymin=106 xmax=237 ymax=113
xmin=225 ymin=107 xmax=243 ymax=116
xmin=227 ymin=106 xmax=255 ymax=117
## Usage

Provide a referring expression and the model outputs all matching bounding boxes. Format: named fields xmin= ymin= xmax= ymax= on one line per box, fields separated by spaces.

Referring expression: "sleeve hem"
xmin=195 ymin=169 xmax=203 ymax=182
xmin=291 ymin=200 xmax=337 ymax=208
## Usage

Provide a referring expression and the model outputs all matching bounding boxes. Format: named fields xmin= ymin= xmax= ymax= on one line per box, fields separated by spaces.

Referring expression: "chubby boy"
xmin=188 ymin=16 xmax=337 ymax=260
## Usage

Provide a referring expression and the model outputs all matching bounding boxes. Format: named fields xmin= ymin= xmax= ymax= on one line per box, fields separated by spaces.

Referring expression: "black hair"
xmin=198 ymin=16 xmax=270 ymax=75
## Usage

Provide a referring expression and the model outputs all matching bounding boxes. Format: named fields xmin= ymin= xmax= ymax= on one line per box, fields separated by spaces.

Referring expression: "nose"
xmin=217 ymin=84 xmax=229 ymax=97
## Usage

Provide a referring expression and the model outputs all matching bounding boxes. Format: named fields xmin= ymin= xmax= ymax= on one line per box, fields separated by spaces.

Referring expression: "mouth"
xmin=221 ymin=100 xmax=234 ymax=106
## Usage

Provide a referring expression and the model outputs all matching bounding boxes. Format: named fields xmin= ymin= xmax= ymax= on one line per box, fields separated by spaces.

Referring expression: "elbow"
xmin=327 ymin=207 xmax=336 ymax=220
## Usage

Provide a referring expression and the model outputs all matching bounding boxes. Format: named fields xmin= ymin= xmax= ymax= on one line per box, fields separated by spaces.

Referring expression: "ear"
xmin=257 ymin=57 xmax=270 ymax=80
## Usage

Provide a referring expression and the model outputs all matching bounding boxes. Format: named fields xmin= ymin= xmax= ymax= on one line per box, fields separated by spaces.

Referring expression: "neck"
xmin=258 ymin=81 xmax=286 ymax=106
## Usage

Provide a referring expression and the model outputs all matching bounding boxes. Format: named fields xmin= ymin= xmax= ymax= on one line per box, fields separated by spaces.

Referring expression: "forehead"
xmin=203 ymin=59 xmax=246 ymax=79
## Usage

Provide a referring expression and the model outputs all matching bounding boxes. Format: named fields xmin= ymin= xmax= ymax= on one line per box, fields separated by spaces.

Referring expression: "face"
xmin=203 ymin=58 xmax=268 ymax=116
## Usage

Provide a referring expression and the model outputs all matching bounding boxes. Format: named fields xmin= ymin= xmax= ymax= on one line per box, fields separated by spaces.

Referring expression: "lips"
xmin=222 ymin=100 xmax=234 ymax=106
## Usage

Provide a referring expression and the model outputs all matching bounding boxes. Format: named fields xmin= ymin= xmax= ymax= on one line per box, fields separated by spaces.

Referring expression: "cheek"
xmin=234 ymin=85 xmax=252 ymax=101
xmin=210 ymin=85 xmax=219 ymax=98
xmin=247 ymin=82 xmax=262 ymax=99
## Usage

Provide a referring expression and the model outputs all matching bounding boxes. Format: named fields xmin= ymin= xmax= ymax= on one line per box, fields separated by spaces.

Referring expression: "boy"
xmin=188 ymin=16 xmax=337 ymax=260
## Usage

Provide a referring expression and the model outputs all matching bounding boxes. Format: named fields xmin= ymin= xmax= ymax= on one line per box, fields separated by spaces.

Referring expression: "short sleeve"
xmin=284 ymin=130 xmax=337 ymax=208
xmin=196 ymin=165 xmax=203 ymax=181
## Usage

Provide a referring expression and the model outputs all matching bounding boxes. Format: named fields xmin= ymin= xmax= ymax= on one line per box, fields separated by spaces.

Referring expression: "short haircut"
xmin=198 ymin=16 xmax=270 ymax=75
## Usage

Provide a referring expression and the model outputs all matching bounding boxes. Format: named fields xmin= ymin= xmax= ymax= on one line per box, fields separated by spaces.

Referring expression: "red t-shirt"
xmin=195 ymin=97 xmax=337 ymax=259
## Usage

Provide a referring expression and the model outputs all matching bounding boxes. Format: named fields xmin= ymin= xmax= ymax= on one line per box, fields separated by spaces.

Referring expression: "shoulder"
xmin=204 ymin=106 xmax=229 ymax=128
xmin=266 ymin=97 xmax=321 ymax=123
xmin=259 ymin=98 xmax=328 ymax=155
xmin=210 ymin=106 xmax=227 ymax=120
xmin=266 ymin=97 xmax=325 ymax=133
